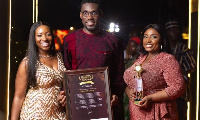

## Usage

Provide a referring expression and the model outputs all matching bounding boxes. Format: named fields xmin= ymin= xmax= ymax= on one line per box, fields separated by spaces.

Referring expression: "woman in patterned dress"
xmin=11 ymin=21 xmax=67 ymax=120
xmin=124 ymin=24 xmax=186 ymax=120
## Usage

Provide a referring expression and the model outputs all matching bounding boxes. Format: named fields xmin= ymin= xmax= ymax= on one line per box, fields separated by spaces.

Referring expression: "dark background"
xmin=38 ymin=0 xmax=189 ymax=41
xmin=11 ymin=0 xmax=189 ymax=42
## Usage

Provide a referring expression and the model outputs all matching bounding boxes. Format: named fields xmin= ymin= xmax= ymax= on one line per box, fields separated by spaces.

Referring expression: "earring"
xmin=160 ymin=45 xmax=162 ymax=50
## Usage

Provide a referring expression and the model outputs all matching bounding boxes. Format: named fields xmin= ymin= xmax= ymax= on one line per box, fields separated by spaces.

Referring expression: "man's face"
xmin=80 ymin=3 xmax=101 ymax=33
xmin=126 ymin=41 xmax=138 ymax=55
xmin=167 ymin=27 xmax=179 ymax=42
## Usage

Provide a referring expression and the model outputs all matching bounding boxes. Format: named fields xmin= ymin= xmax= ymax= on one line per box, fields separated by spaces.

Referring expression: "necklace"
xmin=39 ymin=54 xmax=52 ymax=59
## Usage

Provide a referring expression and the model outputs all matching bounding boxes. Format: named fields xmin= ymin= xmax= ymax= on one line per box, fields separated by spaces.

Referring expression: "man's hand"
xmin=125 ymin=86 xmax=136 ymax=101
xmin=57 ymin=91 xmax=66 ymax=107
xmin=110 ymin=95 xmax=119 ymax=106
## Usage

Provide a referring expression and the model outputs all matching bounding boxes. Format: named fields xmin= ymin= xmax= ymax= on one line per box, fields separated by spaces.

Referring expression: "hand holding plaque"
xmin=134 ymin=65 xmax=143 ymax=105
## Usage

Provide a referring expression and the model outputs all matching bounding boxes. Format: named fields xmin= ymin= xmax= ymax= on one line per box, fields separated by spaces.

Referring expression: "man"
xmin=63 ymin=0 xmax=126 ymax=119
xmin=165 ymin=20 xmax=196 ymax=120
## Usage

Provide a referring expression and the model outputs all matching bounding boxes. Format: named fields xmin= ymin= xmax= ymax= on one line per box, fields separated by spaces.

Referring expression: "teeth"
xmin=41 ymin=43 xmax=49 ymax=47
xmin=146 ymin=44 xmax=152 ymax=47
xmin=87 ymin=21 xmax=94 ymax=26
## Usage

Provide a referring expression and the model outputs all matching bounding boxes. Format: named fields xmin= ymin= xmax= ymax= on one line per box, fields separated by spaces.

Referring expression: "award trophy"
xmin=134 ymin=65 xmax=143 ymax=105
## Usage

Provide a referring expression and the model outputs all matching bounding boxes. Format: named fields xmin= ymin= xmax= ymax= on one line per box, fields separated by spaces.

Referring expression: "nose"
xmin=87 ymin=14 xmax=93 ymax=19
xmin=146 ymin=37 xmax=152 ymax=43
xmin=41 ymin=35 xmax=47 ymax=40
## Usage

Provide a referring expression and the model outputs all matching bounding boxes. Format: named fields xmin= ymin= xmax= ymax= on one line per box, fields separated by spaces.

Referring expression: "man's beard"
xmin=84 ymin=23 xmax=99 ymax=32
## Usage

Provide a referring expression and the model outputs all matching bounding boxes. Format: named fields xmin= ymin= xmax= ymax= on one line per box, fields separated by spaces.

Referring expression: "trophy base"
xmin=134 ymin=98 xmax=142 ymax=105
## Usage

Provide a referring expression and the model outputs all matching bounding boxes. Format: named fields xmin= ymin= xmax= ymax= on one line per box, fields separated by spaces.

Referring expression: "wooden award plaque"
xmin=63 ymin=67 xmax=112 ymax=120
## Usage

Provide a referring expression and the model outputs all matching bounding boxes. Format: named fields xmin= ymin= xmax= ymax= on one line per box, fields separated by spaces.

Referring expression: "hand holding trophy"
xmin=134 ymin=65 xmax=143 ymax=105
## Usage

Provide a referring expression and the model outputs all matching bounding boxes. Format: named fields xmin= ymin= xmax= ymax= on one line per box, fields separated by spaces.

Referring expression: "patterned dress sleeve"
xmin=162 ymin=54 xmax=186 ymax=100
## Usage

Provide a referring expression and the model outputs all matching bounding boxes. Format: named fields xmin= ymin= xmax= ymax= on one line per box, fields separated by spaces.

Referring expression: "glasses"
xmin=81 ymin=11 xmax=99 ymax=17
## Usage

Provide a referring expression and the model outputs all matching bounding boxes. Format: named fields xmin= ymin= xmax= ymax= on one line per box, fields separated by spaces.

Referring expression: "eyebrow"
xmin=36 ymin=31 xmax=51 ymax=34
xmin=144 ymin=34 xmax=158 ymax=35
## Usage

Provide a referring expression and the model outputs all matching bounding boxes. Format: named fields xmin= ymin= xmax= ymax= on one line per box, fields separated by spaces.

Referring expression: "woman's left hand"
xmin=57 ymin=91 xmax=66 ymax=107
xmin=137 ymin=95 xmax=152 ymax=108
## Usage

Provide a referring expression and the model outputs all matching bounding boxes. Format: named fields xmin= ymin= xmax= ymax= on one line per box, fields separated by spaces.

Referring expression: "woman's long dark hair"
xmin=138 ymin=24 xmax=171 ymax=55
xmin=26 ymin=21 xmax=55 ymax=87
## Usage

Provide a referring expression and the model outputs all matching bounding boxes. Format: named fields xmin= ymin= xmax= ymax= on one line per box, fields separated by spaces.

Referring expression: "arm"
xmin=63 ymin=33 xmax=77 ymax=70
xmin=139 ymin=54 xmax=186 ymax=108
xmin=176 ymin=43 xmax=196 ymax=75
xmin=110 ymin=38 xmax=126 ymax=105
xmin=181 ymin=46 xmax=196 ymax=74
xmin=125 ymin=86 xmax=135 ymax=98
xmin=63 ymin=35 xmax=72 ymax=70
xmin=138 ymin=90 xmax=169 ymax=108
xmin=125 ymin=86 xmax=136 ymax=102
xmin=11 ymin=59 xmax=28 ymax=120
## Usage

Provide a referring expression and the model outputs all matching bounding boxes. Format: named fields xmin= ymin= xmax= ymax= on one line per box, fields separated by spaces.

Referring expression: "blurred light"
xmin=15 ymin=42 xmax=18 ymax=44
xmin=109 ymin=28 xmax=114 ymax=32
xmin=182 ymin=33 xmax=189 ymax=40
xmin=196 ymin=0 xmax=200 ymax=119
xmin=115 ymin=24 xmax=120 ymax=32
xmin=55 ymin=43 xmax=59 ymax=51
xmin=115 ymin=27 xmax=120 ymax=32
xmin=109 ymin=22 xmax=120 ymax=33
xmin=110 ymin=22 xmax=115 ymax=28
xmin=187 ymin=102 xmax=190 ymax=120
xmin=70 ymin=27 xmax=74 ymax=31
xmin=188 ymin=73 xmax=190 ymax=78
xmin=7 ymin=0 xmax=12 ymax=119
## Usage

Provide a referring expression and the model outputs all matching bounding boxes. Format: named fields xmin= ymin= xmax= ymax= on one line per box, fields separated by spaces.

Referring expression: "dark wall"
xmin=190 ymin=11 xmax=198 ymax=120
xmin=8 ymin=0 xmax=33 ymax=119
xmin=37 ymin=0 xmax=189 ymax=47
xmin=0 ymin=0 xmax=9 ymax=119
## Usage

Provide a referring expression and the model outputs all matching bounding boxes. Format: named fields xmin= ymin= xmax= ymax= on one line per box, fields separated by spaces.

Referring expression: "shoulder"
xmin=176 ymin=42 xmax=188 ymax=49
xmin=101 ymin=29 xmax=121 ymax=40
xmin=17 ymin=57 xmax=28 ymax=73
xmin=64 ymin=29 xmax=82 ymax=42
xmin=158 ymin=52 xmax=179 ymax=65
xmin=100 ymin=29 xmax=124 ymax=48
xmin=159 ymin=52 xmax=176 ymax=60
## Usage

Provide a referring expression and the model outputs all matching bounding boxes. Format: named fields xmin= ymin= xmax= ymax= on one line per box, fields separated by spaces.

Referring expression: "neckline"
xmin=141 ymin=52 xmax=161 ymax=66
xmin=39 ymin=53 xmax=59 ymax=71
xmin=81 ymin=28 xmax=101 ymax=36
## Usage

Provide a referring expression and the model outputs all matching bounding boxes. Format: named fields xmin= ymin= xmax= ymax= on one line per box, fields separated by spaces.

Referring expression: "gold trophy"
xmin=134 ymin=65 xmax=143 ymax=105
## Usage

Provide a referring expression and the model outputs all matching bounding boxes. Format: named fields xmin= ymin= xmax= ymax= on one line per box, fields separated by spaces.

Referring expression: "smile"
xmin=145 ymin=44 xmax=153 ymax=48
xmin=41 ymin=42 xmax=50 ymax=47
